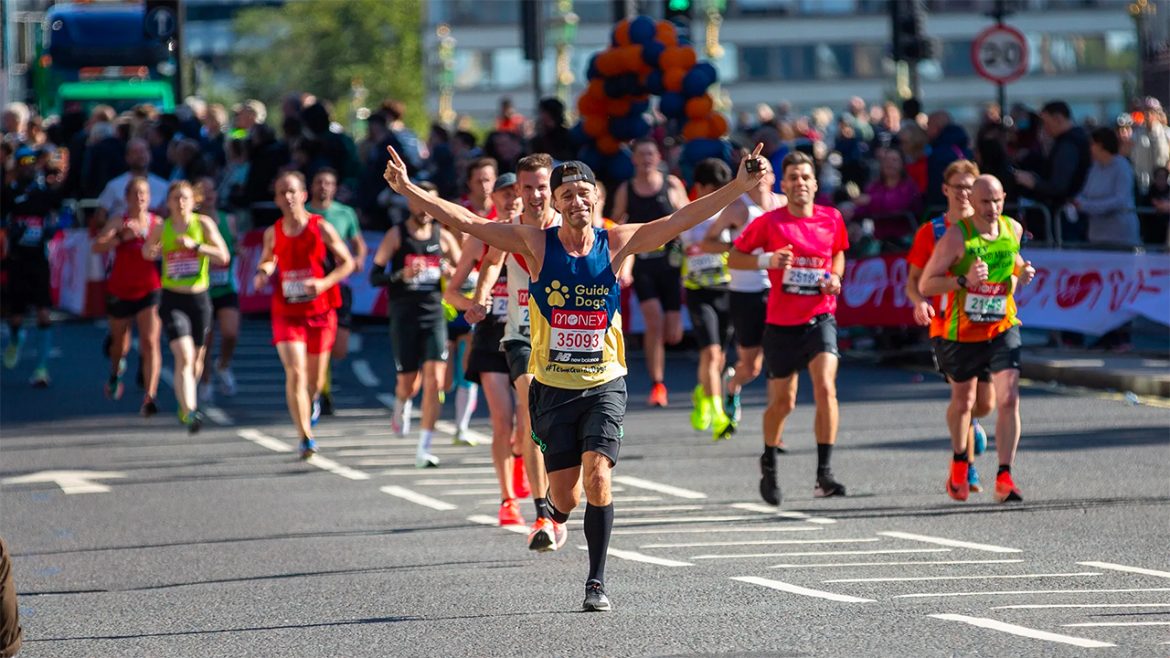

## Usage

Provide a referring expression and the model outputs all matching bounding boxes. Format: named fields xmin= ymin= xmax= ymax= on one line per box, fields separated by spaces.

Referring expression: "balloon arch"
xmin=571 ymin=15 xmax=730 ymax=182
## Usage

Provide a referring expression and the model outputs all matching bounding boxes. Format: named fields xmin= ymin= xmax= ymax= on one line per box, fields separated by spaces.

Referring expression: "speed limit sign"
xmin=972 ymin=25 xmax=1029 ymax=84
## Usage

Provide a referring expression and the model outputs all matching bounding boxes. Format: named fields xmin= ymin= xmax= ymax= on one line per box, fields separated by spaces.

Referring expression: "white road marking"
xmin=695 ymin=548 xmax=949 ymax=560
xmin=2 ymin=470 xmax=126 ymax=495
xmin=772 ymin=559 xmax=1025 ymax=569
xmin=880 ymin=531 xmax=1021 ymax=553
xmin=612 ymin=475 xmax=706 ymax=500
xmin=381 ymin=467 xmax=495 ymax=476
xmin=733 ymin=576 xmax=874 ymax=603
xmin=355 ymin=459 xmax=429 ymax=467
xmin=237 ymin=429 xmax=294 ymax=453
xmin=468 ymin=514 xmax=529 ymax=534
xmin=642 ymin=538 xmax=879 ymax=549
xmin=929 ymin=614 xmax=1115 ymax=649
xmin=446 ymin=489 xmax=506 ymax=496
xmin=613 ymin=496 xmax=663 ymax=503
xmin=730 ymin=503 xmax=837 ymax=524
xmin=614 ymin=526 xmax=821 ymax=536
xmin=377 ymin=393 xmax=397 ymax=409
xmin=434 ymin=420 xmax=490 ymax=445
xmin=415 ymin=478 xmax=503 ymax=486
xmin=352 ymin=359 xmax=380 ymax=387
xmin=305 ymin=454 xmax=371 ymax=480
xmin=899 ymin=588 xmax=1170 ymax=599
xmin=1063 ymin=621 xmax=1170 ymax=628
xmin=568 ymin=515 xmax=764 ymax=527
xmin=1077 ymin=561 xmax=1170 ymax=579
xmin=348 ymin=333 xmax=363 ymax=354
xmin=825 ymin=572 xmax=1102 ymax=584
xmin=619 ymin=505 xmax=705 ymax=514
xmin=992 ymin=603 xmax=1170 ymax=610
xmin=575 ymin=546 xmax=692 ymax=567
xmin=380 ymin=485 xmax=456 ymax=511
xmin=330 ymin=409 xmax=388 ymax=418
xmin=204 ymin=407 xmax=233 ymax=425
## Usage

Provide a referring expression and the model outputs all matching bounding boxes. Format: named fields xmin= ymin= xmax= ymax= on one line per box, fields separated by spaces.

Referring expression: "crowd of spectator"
xmin=2 ymin=89 xmax=1168 ymax=252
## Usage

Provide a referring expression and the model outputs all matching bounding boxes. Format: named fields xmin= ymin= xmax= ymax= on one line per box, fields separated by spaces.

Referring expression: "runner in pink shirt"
xmin=729 ymin=151 xmax=849 ymax=507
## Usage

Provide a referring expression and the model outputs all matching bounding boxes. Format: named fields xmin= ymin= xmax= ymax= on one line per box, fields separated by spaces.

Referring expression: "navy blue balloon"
xmin=579 ymin=144 xmax=604 ymax=173
xmin=587 ymin=54 xmax=600 ymax=81
xmin=621 ymin=73 xmax=642 ymax=96
xmin=641 ymin=41 xmax=665 ymax=69
xmin=631 ymin=116 xmax=651 ymax=139
xmin=659 ymin=92 xmax=685 ymax=119
xmin=682 ymin=68 xmax=711 ymax=98
xmin=682 ymin=138 xmax=724 ymax=164
xmin=629 ymin=15 xmax=656 ymax=46
xmin=644 ymin=70 xmax=664 ymax=96
xmin=609 ymin=116 xmax=633 ymax=140
xmin=694 ymin=62 xmax=718 ymax=85
xmin=607 ymin=151 xmax=635 ymax=181
xmin=630 ymin=100 xmax=651 ymax=116
xmin=604 ymin=77 xmax=625 ymax=99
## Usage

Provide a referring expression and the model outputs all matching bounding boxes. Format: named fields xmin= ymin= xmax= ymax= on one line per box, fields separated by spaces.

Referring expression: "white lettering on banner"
xmin=842 ymin=257 xmax=909 ymax=309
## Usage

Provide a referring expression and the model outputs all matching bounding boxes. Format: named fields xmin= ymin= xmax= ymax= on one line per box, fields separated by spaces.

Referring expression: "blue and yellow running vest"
xmin=528 ymin=227 xmax=627 ymax=390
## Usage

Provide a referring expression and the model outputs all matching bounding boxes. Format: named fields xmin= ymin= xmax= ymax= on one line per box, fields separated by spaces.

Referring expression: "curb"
xmin=1020 ymin=356 xmax=1170 ymax=398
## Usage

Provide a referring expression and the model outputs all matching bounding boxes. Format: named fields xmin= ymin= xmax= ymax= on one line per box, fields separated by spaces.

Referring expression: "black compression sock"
xmin=584 ymin=503 xmax=614 ymax=584
xmin=998 ymin=464 xmax=1011 ymax=476
xmin=816 ymin=443 xmax=833 ymax=475
xmin=762 ymin=445 xmax=779 ymax=464
xmin=953 ymin=452 xmax=967 ymax=463
xmin=548 ymin=502 xmax=570 ymax=524
xmin=533 ymin=497 xmax=551 ymax=520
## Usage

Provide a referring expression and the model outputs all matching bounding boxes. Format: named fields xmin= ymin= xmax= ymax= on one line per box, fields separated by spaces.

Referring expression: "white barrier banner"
xmin=1017 ymin=249 xmax=1170 ymax=334
xmin=47 ymin=229 xmax=90 ymax=316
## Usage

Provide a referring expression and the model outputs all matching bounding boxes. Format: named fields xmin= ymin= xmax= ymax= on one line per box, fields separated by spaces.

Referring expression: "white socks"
xmin=394 ymin=397 xmax=413 ymax=435
xmin=455 ymin=383 xmax=478 ymax=432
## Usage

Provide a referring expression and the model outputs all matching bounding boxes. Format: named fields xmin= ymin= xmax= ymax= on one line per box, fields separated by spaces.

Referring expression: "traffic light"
xmin=521 ymin=0 xmax=544 ymax=62
xmin=890 ymin=0 xmax=933 ymax=61
xmin=664 ymin=0 xmax=692 ymax=43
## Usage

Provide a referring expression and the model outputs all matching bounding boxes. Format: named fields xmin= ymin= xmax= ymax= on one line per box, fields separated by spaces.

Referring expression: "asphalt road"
xmin=2 ymin=318 xmax=1169 ymax=657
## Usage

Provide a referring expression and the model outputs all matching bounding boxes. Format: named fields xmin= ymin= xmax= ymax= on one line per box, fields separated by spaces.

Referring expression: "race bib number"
xmin=781 ymin=267 xmax=825 ymax=296
xmin=517 ymin=289 xmax=531 ymax=331
xmin=209 ymin=267 xmax=232 ymax=287
xmin=405 ymin=254 xmax=441 ymax=290
xmin=16 ymin=216 xmax=43 ymax=247
xmin=686 ymin=252 xmax=724 ymax=276
xmin=165 ymin=249 xmax=201 ymax=280
xmin=281 ymin=268 xmax=316 ymax=304
xmin=963 ymin=282 xmax=1008 ymax=323
xmin=549 ymin=309 xmax=606 ymax=365
xmin=461 ymin=270 xmax=479 ymax=296
xmin=491 ymin=281 xmax=509 ymax=317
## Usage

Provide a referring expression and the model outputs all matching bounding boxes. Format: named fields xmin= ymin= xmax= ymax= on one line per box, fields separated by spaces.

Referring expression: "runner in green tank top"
xmin=143 ymin=181 xmax=230 ymax=433
xmin=195 ymin=177 xmax=241 ymax=404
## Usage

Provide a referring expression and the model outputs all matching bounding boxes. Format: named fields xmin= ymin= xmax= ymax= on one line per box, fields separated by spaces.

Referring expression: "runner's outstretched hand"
xmin=383 ymin=146 xmax=409 ymax=193
xmin=734 ymin=143 xmax=770 ymax=190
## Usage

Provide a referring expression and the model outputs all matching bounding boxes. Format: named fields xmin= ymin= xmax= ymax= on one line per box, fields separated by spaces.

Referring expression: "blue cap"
xmin=493 ymin=172 xmax=517 ymax=192
xmin=14 ymin=145 xmax=38 ymax=163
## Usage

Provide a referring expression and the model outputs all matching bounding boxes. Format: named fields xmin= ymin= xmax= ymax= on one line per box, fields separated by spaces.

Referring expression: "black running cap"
xmin=493 ymin=172 xmax=517 ymax=192
xmin=550 ymin=161 xmax=597 ymax=193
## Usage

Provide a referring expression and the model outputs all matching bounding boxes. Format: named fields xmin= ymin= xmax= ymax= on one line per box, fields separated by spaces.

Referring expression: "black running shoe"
xmin=814 ymin=472 xmax=847 ymax=498
xmin=583 ymin=580 xmax=611 ymax=612
xmin=759 ymin=453 xmax=782 ymax=506
xmin=140 ymin=395 xmax=159 ymax=418
xmin=187 ymin=410 xmax=204 ymax=435
xmin=320 ymin=392 xmax=335 ymax=416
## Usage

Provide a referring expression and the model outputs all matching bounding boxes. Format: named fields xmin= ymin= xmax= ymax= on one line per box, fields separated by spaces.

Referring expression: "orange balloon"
xmin=606 ymin=97 xmax=632 ymax=116
xmin=656 ymin=21 xmax=678 ymax=47
xmin=583 ymin=114 xmax=608 ymax=139
xmin=663 ymin=68 xmax=687 ymax=93
xmin=587 ymin=79 xmax=606 ymax=99
xmin=661 ymin=46 xmax=697 ymax=71
xmin=613 ymin=19 xmax=631 ymax=47
xmin=683 ymin=120 xmax=710 ymax=141
xmin=685 ymin=95 xmax=714 ymax=120
xmin=708 ymin=113 xmax=728 ymax=138
xmin=597 ymin=135 xmax=621 ymax=155
xmin=619 ymin=45 xmax=643 ymax=73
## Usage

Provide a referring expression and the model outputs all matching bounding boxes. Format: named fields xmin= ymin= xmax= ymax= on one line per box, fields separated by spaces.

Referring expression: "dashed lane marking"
xmin=568 ymin=515 xmax=763 ymax=527
xmin=1065 ymin=621 xmax=1170 ymax=627
xmin=613 ymin=526 xmax=823 ymax=536
xmin=380 ymin=485 xmax=456 ymax=511
xmin=825 ymin=572 xmax=1102 ymax=584
xmin=879 ymin=531 xmax=1021 ymax=553
xmin=468 ymin=514 xmax=529 ymax=534
xmin=641 ymin=538 xmax=879 ymax=549
xmin=349 ymin=333 xmax=363 ymax=354
xmin=434 ymin=420 xmax=490 ymax=445
xmin=352 ymin=359 xmax=380 ymax=387
xmin=577 ymin=546 xmax=692 ymax=567
xmin=304 ymin=454 xmax=371 ymax=480
xmin=772 ymin=559 xmax=1025 ymax=569
xmin=928 ymin=614 xmax=1115 ymax=649
xmin=992 ymin=603 xmax=1170 ymax=610
xmin=695 ymin=548 xmax=950 ymax=560
xmin=731 ymin=503 xmax=837 ymax=524
xmin=237 ymin=428 xmax=294 ymax=453
xmin=898 ymin=588 xmax=1170 ymax=599
xmin=612 ymin=475 xmax=707 ymax=500
xmin=381 ymin=467 xmax=495 ymax=477
xmin=733 ymin=576 xmax=875 ymax=603
xmin=1077 ymin=561 xmax=1170 ymax=579
xmin=618 ymin=505 xmax=705 ymax=514
xmin=203 ymin=407 xmax=233 ymax=425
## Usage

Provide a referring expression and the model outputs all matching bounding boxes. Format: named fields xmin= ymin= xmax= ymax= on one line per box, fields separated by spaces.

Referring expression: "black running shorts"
xmin=529 ymin=377 xmax=626 ymax=472
xmin=932 ymin=326 xmax=1021 ymax=383
xmin=503 ymin=339 xmax=532 ymax=385
xmin=6 ymin=264 xmax=51 ymax=312
xmin=730 ymin=289 xmax=769 ymax=349
xmin=466 ymin=347 xmax=509 ymax=385
xmin=686 ymin=287 xmax=731 ymax=348
xmin=390 ymin=311 xmax=447 ymax=374
xmin=763 ymin=314 xmax=839 ymax=379
xmin=107 ymin=289 xmax=160 ymax=320
xmin=159 ymin=289 xmax=213 ymax=347
xmin=211 ymin=292 xmax=239 ymax=315
xmin=632 ymin=256 xmax=682 ymax=312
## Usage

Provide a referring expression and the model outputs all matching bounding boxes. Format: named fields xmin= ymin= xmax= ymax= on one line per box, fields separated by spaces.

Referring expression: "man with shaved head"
xmin=920 ymin=175 xmax=1035 ymax=504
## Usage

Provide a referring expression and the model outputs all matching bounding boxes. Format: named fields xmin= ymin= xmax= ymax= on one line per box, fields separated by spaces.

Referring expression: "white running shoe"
xmin=415 ymin=453 xmax=440 ymax=469
xmin=215 ymin=367 xmax=237 ymax=396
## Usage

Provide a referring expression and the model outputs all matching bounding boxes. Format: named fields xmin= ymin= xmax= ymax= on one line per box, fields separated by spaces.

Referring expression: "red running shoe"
xmin=498 ymin=499 xmax=526 ymax=526
xmin=647 ymin=382 xmax=669 ymax=407
xmin=994 ymin=470 xmax=1023 ymax=503
xmin=946 ymin=460 xmax=969 ymax=502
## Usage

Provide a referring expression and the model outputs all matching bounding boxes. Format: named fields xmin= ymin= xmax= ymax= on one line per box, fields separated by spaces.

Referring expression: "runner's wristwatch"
xmin=956 ymin=275 xmax=968 ymax=290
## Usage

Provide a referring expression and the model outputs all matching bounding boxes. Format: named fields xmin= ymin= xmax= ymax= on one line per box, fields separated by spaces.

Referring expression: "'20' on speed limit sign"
xmin=971 ymin=25 xmax=1029 ymax=84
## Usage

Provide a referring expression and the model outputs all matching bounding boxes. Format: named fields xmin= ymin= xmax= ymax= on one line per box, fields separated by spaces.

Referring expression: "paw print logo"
xmin=545 ymin=280 xmax=569 ymax=308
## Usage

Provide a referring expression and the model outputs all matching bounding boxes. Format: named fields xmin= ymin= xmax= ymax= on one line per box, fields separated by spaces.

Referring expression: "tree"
xmin=231 ymin=0 xmax=424 ymax=130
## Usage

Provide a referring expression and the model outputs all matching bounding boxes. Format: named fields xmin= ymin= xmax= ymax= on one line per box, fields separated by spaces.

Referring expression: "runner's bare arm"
xmin=318 ymin=221 xmax=355 ymax=289
xmin=611 ymin=182 xmax=629 ymax=224
xmin=383 ymin=146 xmax=543 ymax=261
xmin=439 ymin=228 xmax=463 ymax=278
xmin=368 ymin=226 xmax=401 ymax=287
xmin=91 ymin=215 xmax=126 ymax=253
xmin=919 ymin=226 xmax=967 ymax=297
xmin=197 ymin=214 xmax=231 ymax=267
xmin=700 ymin=199 xmax=745 ymax=254
xmin=611 ymin=144 xmax=768 ymax=261
xmin=350 ymin=230 xmax=369 ymax=272
xmin=472 ymin=247 xmax=504 ymax=307
xmin=141 ymin=222 xmax=164 ymax=260
xmin=444 ymin=237 xmax=485 ymax=312
xmin=252 ymin=226 xmax=276 ymax=290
